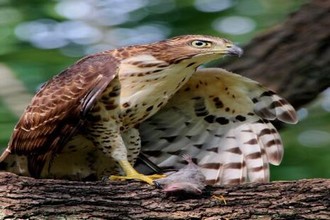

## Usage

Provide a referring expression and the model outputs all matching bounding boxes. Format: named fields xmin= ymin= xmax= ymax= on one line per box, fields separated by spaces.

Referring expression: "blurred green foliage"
xmin=1 ymin=0 xmax=329 ymax=180
xmin=272 ymin=96 xmax=330 ymax=180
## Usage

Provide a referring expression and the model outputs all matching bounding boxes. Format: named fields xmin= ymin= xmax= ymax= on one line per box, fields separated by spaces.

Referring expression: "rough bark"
xmin=222 ymin=0 xmax=330 ymax=109
xmin=0 ymin=172 xmax=329 ymax=220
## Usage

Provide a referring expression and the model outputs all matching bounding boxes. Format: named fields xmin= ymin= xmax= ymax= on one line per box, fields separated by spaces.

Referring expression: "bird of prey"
xmin=0 ymin=35 xmax=297 ymax=186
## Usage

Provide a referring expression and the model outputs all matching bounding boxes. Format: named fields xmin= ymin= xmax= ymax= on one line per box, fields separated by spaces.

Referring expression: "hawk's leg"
xmin=110 ymin=128 xmax=165 ymax=185
xmin=87 ymin=81 xmax=163 ymax=184
xmin=110 ymin=160 xmax=165 ymax=185
xmin=123 ymin=128 xmax=141 ymax=166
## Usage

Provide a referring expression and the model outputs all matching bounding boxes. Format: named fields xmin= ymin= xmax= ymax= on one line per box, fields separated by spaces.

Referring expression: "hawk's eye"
xmin=191 ymin=40 xmax=212 ymax=48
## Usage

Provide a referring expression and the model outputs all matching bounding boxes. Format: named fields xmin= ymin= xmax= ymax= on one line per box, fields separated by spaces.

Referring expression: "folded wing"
xmin=0 ymin=54 xmax=119 ymax=177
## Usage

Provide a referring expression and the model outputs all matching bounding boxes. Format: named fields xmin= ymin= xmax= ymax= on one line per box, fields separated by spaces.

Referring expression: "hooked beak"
xmin=226 ymin=45 xmax=243 ymax=57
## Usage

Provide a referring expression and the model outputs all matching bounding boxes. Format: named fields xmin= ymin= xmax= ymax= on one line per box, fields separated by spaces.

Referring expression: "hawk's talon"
xmin=211 ymin=194 xmax=227 ymax=205
xmin=110 ymin=173 xmax=165 ymax=185
xmin=110 ymin=160 xmax=165 ymax=185
xmin=154 ymin=180 xmax=162 ymax=189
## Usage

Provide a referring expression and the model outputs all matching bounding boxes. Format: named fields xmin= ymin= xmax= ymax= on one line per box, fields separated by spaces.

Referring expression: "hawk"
xmin=0 ymin=35 xmax=297 ymax=185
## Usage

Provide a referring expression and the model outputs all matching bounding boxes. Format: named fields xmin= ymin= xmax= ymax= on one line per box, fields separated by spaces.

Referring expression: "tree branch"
xmin=0 ymin=172 xmax=329 ymax=219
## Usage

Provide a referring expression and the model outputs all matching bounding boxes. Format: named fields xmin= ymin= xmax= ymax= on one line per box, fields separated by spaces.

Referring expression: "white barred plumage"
xmin=140 ymin=68 xmax=297 ymax=185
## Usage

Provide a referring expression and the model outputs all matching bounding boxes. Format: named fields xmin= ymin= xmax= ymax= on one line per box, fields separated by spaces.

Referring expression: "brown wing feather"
xmin=3 ymin=53 xmax=119 ymax=177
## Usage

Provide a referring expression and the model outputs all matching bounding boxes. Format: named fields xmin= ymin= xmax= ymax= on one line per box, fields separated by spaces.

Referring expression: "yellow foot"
xmin=110 ymin=173 xmax=165 ymax=185
xmin=109 ymin=160 xmax=165 ymax=185
xmin=211 ymin=194 xmax=227 ymax=205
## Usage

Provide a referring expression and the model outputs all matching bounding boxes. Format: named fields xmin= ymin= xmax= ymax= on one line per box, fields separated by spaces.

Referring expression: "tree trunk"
xmin=0 ymin=172 xmax=329 ymax=220
xmin=222 ymin=0 xmax=330 ymax=109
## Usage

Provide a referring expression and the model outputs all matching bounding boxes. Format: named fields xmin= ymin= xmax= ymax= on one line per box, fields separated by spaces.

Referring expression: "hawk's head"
xmin=150 ymin=35 xmax=243 ymax=64
xmin=117 ymin=35 xmax=243 ymax=66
